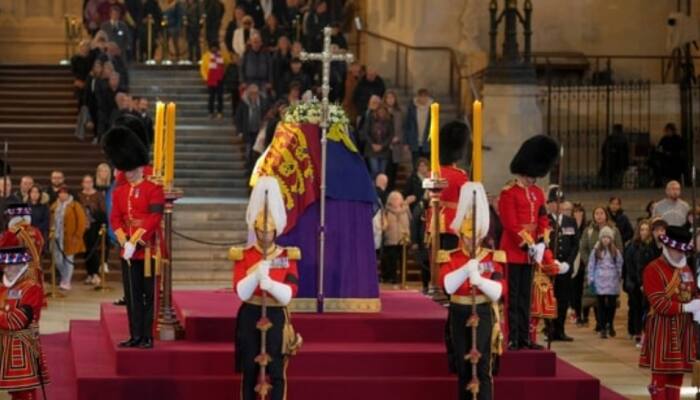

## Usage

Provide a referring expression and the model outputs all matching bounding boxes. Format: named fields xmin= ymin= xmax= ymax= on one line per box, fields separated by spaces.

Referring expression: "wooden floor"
xmin=14 ymin=281 xmax=697 ymax=399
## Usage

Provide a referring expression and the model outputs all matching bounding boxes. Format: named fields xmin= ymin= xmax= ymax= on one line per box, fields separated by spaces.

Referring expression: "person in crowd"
xmin=123 ymin=0 xmax=143 ymax=61
xmin=238 ymin=0 xmax=266 ymax=29
xmin=223 ymin=56 xmax=241 ymax=123
xmin=96 ymin=71 xmax=118 ymax=140
xmin=98 ymin=0 xmax=127 ymax=24
xmin=375 ymin=173 xmax=389 ymax=207
xmin=135 ymin=97 xmax=154 ymax=143
xmin=330 ymin=22 xmax=347 ymax=49
xmin=14 ymin=176 xmax=34 ymax=203
xmin=95 ymin=163 xmax=113 ymax=194
xmin=560 ymin=200 xmax=573 ymax=217
xmin=278 ymin=0 xmax=302 ymax=37
xmin=71 ymin=40 xmax=92 ymax=109
xmin=623 ymin=219 xmax=657 ymax=344
xmin=271 ymin=36 xmax=292 ymax=97
xmin=652 ymin=180 xmax=690 ymax=227
xmin=356 ymin=95 xmax=382 ymax=153
xmin=50 ymin=186 xmax=87 ymax=291
xmin=203 ymin=0 xmax=224 ymax=48
xmin=78 ymin=175 xmax=107 ymax=286
xmin=279 ymin=58 xmax=310 ymax=97
xmin=653 ymin=122 xmax=685 ymax=185
xmin=240 ymin=33 xmax=272 ymax=92
xmin=100 ymin=6 xmax=132 ymax=61
xmin=163 ymin=0 xmax=184 ymax=61
xmin=235 ymin=84 xmax=269 ymax=176
xmin=587 ymin=225 xmax=623 ymax=339
xmin=84 ymin=59 xmax=103 ymax=137
xmin=607 ymin=196 xmax=634 ymax=244
xmin=383 ymin=90 xmax=404 ymax=190
xmin=342 ymin=62 xmax=363 ymax=122
xmin=570 ymin=202 xmax=587 ymax=325
xmin=304 ymin=0 xmax=330 ymax=52
xmin=106 ymin=41 xmax=129 ymax=90
xmin=578 ymin=206 xmax=623 ymax=331
xmin=403 ymin=158 xmax=429 ymax=292
xmin=184 ymin=0 xmax=202 ymax=63
xmin=599 ymin=123 xmax=629 ymax=189
xmin=404 ymin=88 xmax=433 ymax=169
xmin=639 ymin=226 xmax=697 ymax=400
xmin=545 ymin=186 xmax=578 ymax=342
xmin=200 ymin=43 xmax=228 ymax=119
xmin=286 ymin=82 xmax=301 ymax=106
xmin=353 ymin=67 xmax=386 ymax=118
xmin=261 ymin=14 xmax=285 ymax=49
xmin=28 ymin=186 xmax=50 ymax=251
xmin=47 ymin=170 xmax=69 ymax=205
xmin=361 ymin=105 xmax=394 ymax=180
xmin=380 ymin=191 xmax=410 ymax=284
xmin=140 ymin=0 xmax=163 ymax=62
xmin=225 ymin=5 xmax=248 ymax=54
xmin=84 ymin=0 xmax=104 ymax=35
xmin=233 ymin=15 xmax=258 ymax=57
xmin=263 ymin=100 xmax=287 ymax=148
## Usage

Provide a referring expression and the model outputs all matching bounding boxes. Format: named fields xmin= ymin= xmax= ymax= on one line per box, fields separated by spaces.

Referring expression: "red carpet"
xmin=41 ymin=290 xmax=625 ymax=400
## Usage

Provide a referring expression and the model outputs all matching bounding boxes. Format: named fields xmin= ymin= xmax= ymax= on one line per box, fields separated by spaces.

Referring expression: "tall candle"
xmin=153 ymin=102 xmax=165 ymax=176
xmin=164 ymin=102 xmax=176 ymax=188
xmin=472 ymin=100 xmax=483 ymax=182
xmin=429 ymin=102 xmax=440 ymax=177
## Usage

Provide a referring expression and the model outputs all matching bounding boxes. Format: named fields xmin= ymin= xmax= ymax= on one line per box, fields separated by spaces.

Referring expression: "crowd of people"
xmin=0 ymin=166 xmax=115 ymax=292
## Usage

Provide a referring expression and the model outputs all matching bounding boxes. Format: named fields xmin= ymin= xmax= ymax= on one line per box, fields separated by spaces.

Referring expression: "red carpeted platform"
xmin=43 ymin=290 xmax=626 ymax=400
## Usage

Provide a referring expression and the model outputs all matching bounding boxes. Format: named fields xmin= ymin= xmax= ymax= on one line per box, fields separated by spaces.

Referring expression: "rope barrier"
xmin=172 ymin=229 xmax=245 ymax=247
xmin=52 ymin=232 xmax=102 ymax=267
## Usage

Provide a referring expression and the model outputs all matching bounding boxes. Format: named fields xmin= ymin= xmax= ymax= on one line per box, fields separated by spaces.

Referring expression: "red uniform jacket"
xmin=110 ymin=177 xmax=164 ymax=260
xmin=639 ymin=257 xmax=697 ymax=373
xmin=231 ymin=245 xmax=300 ymax=301
xmin=0 ymin=275 xmax=49 ymax=390
xmin=498 ymin=180 xmax=550 ymax=265
xmin=425 ymin=165 xmax=469 ymax=237
xmin=438 ymin=247 xmax=506 ymax=301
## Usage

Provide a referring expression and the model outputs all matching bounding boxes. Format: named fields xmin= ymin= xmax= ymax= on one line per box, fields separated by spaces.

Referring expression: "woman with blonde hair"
xmin=381 ymin=191 xmax=410 ymax=284
xmin=95 ymin=162 xmax=112 ymax=193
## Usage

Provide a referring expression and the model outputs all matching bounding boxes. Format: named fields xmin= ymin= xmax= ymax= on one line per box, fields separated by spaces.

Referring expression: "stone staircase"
xmin=0 ymin=65 xmax=105 ymax=188
xmin=128 ymin=66 xmax=247 ymax=199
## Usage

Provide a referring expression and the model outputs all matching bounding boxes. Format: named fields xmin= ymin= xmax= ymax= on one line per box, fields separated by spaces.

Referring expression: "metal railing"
xmin=356 ymin=29 xmax=481 ymax=117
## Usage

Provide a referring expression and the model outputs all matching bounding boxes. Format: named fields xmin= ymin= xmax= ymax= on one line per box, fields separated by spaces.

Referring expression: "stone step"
xmin=176 ymin=188 xmax=249 ymax=197
xmin=175 ymin=177 xmax=247 ymax=187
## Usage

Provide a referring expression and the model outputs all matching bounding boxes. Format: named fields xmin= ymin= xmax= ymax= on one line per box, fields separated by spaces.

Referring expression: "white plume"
xmin=450 ymin=181 xmax=490 ymax=241
xmin=246 ymin=176 xmax=287 ymax=233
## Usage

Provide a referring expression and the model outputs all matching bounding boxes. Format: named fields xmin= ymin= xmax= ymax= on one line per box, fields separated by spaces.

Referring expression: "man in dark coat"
xmin=545 ymin=186 xmax=578 ymax=341
xmin=139 ymin=0 xmax=162 ymax=62
xmin=599 ymin=124 xmax=629 ymax=189
xmin=656 ymin=122 xmax=685 ymax=185
xmin=235 ymin=85 xmax=269 ymax=176
xmin=203 ymin=0 xmax=224 ymax=47
xmin=352 ymin=67 xmax=385 ymax=117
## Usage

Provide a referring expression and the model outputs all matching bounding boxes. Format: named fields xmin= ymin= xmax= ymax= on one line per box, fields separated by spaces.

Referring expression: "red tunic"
xmin=425 ymin=165 xmax=469 ymax=236
xmin=232 ymin=245 xmax=300 ymax=300
xmin=438 ymin=247 xmax=506 ymax=299
xmin=639 ymin=257 xmax=697 ymax=373
xmin=110 ymin=177 xmax=164 ymax=260
xmin=531 ymin=250 xmax=560 ymax=319
xmin=0 ymin=275 xmax=49 ymax=390
xmin=498 ymin=180 xmax=550 ymax=265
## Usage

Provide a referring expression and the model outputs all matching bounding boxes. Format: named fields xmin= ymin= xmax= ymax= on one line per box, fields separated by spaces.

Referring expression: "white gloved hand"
xmin=693 ymin=311 xmax=700 ymax=324
xmin=683 ymin=299 xmax=700 ymax=313
xmin=259 ymin=276 xmax=273 ymax=291
xmin=529 ymin=242 xmax=546 ymax=264
xmin=256 ymin=261 xmax=271 ymax=281
xmin=557 ymin=262 xmax=570 ymax=275
xmin=122 ymin=242 xmax=136 ymax=261
xmin=466 ymin=260 xmax=483 ymax=286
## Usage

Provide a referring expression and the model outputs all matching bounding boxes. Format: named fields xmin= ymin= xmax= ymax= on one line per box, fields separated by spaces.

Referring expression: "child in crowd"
xmin=587 ymin=226 xmax=623 ymax=339
xmin=381 ymin=191 xmax=410 ymax=284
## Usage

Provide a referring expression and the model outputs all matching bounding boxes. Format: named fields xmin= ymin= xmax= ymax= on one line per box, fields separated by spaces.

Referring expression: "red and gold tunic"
xmin=110 ymin=177 xmax=164 ymax=260
xmin=531 ymin=250 xmax=560 ymax=319
xmin=0 ymin=225 xmax=44 ymax=284
xmin=231 ymin=245 xmax=300 ymax=302
xmin=0 ymin=274 xmax=48 ymax=391
xmin=639 ymin=257 xmax=697 ymax=373
xmin=498 ymin=180 xmax=550 ymax=265
xmin=438 ymin=247 xmax=506 ymax=303
xmin=425 ymin=165 xmax=469 ymax=237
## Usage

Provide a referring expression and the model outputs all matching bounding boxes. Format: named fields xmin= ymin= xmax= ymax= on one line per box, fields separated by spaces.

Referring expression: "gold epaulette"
xmin=228 ymin=247 xmax=244 ymax=261
xmin=502 ymin=179 xmax=516 ymax=190
xmin=437 ymin=250 xmax=451 ymax=264
xmin=146 ymin=175 xmax=163 ymax=186
xmin=286 ymin=246 xmax=301 ymax=260
xmin=491 ymin=250 xmax=507 ymax=264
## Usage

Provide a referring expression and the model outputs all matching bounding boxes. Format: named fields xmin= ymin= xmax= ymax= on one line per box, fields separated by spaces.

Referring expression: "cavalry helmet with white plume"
xmin=246 ymin=176 xmax=288 ymax=234
xmin=450 ymin=181 xmax=490 ymax=241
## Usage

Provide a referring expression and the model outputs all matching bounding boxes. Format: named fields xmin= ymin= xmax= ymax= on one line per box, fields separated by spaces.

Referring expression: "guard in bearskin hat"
xmin=103 ymin=126 xmax=164 ymax=349
xmin=498 ymin=134 xmax=559 ymax=350
xmin=0 ymin=246 xmax=49 ymax=399
xmin=425 ymin=121 xmax=470 ymax=252
xmin=229 ymin=176 xmax=302 ymax=400
xmin=639 ymin=226 xmax=699 ymax=400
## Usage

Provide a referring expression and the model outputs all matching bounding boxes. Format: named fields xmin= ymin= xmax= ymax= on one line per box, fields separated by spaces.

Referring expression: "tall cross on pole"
xmin=300 ymin=26 xmax=354 ymax=313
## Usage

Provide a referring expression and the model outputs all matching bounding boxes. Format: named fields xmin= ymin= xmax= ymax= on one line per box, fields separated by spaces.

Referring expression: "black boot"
xmin=119 ymin=337 xmax=141 ymax=347
xmin=138 ymin=337 xmax=154 ymax=349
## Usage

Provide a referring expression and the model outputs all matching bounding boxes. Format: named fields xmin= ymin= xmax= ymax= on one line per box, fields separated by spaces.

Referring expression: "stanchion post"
xmin=95 ymin=224 xmax=111 ymax=292
xmin=48 ymin=228 xmax=64 ymax=299
xmin=157 ymin=188 xmax=184 ymax=340
xmin=161 ymin=19 xmax=172 ymax=65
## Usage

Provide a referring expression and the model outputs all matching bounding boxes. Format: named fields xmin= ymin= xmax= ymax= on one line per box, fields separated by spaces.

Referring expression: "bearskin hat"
xmin=102 ymin=126 xmax=149 ymax=171
xmin=509 ymin=135 xmax=560 ymax=178
xmin=439 ymin=121 xmax=469 ymax=165
xmin=113 ymin=114 xmax=150 ymax=148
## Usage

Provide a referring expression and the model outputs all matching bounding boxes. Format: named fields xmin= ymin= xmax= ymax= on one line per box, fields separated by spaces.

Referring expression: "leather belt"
xmin=245 ymin=295 xmax=285 ymax=307
xmin=450 ymin=294 xmax=490 ymax=305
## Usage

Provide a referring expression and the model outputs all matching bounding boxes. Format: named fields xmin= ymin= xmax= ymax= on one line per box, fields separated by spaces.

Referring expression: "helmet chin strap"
xmin=3 ymin=263 xmax=28 ymax=288
xmin=663 ymin=247 xmax=687 ymax=269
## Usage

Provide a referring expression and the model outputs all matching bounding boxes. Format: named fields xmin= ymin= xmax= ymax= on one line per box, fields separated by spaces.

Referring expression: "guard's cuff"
xmin=518 ymin=230 xmax=535 ymax=247
xmin=538 ymin=228 xmax=551 ymax=246
xmin=129 ymin=228 xmax=147 ymax=245
xmin=114 ymin=229 xmax=127 ymax=247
